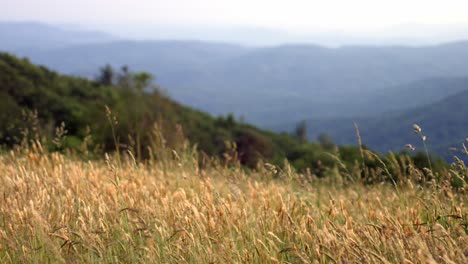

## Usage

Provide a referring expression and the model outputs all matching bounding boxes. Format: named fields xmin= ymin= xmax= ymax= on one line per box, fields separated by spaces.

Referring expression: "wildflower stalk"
xmin=105 ymin=105 xmax=120 ymax=166
xmin=413 ymin=124 xmax=432 ymax=172
xmin=422 ymin=138 xmax=433 ymax=172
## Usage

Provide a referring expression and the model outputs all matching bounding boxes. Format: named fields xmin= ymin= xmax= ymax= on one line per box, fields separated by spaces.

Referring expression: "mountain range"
xmin=0 ymin=22 xmax=117 ymax=51
xmin=1 ymin=21 xmax=467 ymax=160
xmin=280 ymin=83 xmax=468 ymax=161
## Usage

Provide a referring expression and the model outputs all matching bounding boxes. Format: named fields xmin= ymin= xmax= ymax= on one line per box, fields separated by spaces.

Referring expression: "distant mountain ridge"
xmin=2 ymin=21 xmax=468 ymax=129
xmin=294 ymin=85 xmax=468 ymax=161
xmin=0 ymin=21 xmax=117 ymax=51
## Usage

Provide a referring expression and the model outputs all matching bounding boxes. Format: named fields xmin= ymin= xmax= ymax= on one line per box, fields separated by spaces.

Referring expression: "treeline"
xmin=0 ymin=52 xmax=447 ymax=180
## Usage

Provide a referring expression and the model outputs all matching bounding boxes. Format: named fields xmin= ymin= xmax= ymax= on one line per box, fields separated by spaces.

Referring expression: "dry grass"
xmin=0 ymin=147 xmax=466 ymax=263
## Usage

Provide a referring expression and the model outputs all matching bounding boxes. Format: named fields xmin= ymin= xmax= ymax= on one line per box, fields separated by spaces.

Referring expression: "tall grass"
xmin=0 ymin=134 xmax=466 ymax=263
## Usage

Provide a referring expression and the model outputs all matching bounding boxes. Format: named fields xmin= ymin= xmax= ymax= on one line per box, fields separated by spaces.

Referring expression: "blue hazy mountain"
xmin=0 ymin=21 xmax=117 ymax=51
xmin=286 ymin=81 xmax=468 ymax=161
xmin=1 ymin=22 xmax=468 ymax=129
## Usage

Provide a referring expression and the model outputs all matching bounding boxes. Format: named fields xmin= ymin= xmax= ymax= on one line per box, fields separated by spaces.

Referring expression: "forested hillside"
xmin=0 ymin=52 xmax=369 ymax=171
xmin=295 ymin=88 xmax=468 ymax=162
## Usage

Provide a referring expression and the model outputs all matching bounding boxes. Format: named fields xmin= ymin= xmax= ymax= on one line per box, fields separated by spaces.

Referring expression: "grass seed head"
xmin=413 ymin=124 xmax=422 ymax=134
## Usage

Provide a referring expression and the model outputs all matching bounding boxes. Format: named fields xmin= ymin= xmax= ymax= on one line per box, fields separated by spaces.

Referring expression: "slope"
xmin=0 ymin=52 xmax=359 ymax=170
xmin=299 ymin=87 xmax=468 ymax=161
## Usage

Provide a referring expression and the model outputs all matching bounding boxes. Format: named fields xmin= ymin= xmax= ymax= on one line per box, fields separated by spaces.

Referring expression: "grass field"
xmin=0 ymin=144 xmax=466 ymax=263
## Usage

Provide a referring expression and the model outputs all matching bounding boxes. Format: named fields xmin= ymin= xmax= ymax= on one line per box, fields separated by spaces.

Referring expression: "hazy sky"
xmin=2 ymin=0 xmax=468 ymax=33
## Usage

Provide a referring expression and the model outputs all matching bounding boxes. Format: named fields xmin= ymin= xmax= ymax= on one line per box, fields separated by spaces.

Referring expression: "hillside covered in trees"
xmin=284 ymin=85 xmax=468 ymax=162
xmin=0 ymin=52 xmax=377 ymax=172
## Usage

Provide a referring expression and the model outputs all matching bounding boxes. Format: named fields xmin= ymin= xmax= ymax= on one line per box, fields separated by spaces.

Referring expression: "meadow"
xmin=0 ymin=52 xmax=467 ymax=263
xmin=0 ymin=139 xmax=466 ymax=263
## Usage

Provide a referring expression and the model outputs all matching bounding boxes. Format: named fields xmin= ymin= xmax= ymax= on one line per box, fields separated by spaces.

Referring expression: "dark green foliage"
xmin=294 ymin=120 xmax=308 ymax=143
xmin=318 ymin=133 xmax=335 ymax=150
xmin=97 ymin=64 xmax=115 ymax=86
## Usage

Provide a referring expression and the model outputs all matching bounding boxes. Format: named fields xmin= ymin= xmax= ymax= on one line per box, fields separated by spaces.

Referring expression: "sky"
xmin=2 ymin=0 xmax=468 ymax=45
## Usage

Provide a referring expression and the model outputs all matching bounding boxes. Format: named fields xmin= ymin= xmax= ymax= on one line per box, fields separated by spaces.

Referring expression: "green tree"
xmin=133 ymin=72 xmax=153 ymax=92
xmin=117 ymin=65 xmax=132 ymax=89
xmin=294 ymin=120 xmax=308 ymax=143
xmin=97 ymin=64 xmax=115 ymax=86
xmin=318 ymin=133 xmax=335 ymax=150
